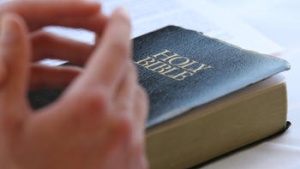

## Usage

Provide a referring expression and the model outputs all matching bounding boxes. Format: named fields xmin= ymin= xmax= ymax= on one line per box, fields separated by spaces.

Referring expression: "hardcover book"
xmin=29 ymin=26 xmax=290 ymax=169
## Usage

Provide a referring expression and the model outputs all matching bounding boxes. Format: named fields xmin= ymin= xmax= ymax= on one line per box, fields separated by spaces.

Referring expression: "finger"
xmin=42 ymin=7 xmax=131 ymax=132
xmin=114 ymin=62 xmax=138 ymax=114
xmin=133 ymin=86 xmax=149 ymax=133
xmin=113 ymin=62 xmax=149 ymax=169
xmin=31 ymin=31 xmax=93 ymax=65
xmin=0 ymin=13 xmax=31 ymax=105
xmin=130 ymin=87 xmax=149 ymax=169
xmin=74 ymin=7 xmax=131 ymax=93
xmin=0 ymin=1 xmax=107 ymax=32
xmin=0 ymin=53 xmax=7 ymax=86
xmin=29 ymin=64 xmax=81 ymax=90
xmin=109 ymin=62 xmax=136 ymax=168
xmin=97 ymin=116 xmax=133 ymax=169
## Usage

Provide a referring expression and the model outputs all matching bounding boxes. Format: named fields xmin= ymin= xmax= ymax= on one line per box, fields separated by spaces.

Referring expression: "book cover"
xmin=131 ymin=26 xmax=290 ymax=169
xmin=133 ymin=26 xmax=289 ymax=128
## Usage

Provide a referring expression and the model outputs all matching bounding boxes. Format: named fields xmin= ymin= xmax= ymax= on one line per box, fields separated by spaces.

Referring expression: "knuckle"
xmin=0 ymin=113 xmax=24 ymax=133
xmin=117 ymin=101 xmax=130 ymax=113
xmin=67 ymin=88 xmax=111 ymax=131
xmin=80 ymin=88 xmax=110 ymax=117
xmin=110 ymin=39 xmax=130 ymax=59
xmin=133 ymin=141 xmax=144 ymax=155
xmin=35 ymin=31 xmax=52 ymax=39
xmin=32 ymin=31 xmax=53 ymax=45
xmin=114 ymin=115 xmax=134 ymax=139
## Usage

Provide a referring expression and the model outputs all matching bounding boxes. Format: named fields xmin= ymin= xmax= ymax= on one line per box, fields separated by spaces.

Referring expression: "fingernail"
xmin=1 ymin=14 xmax=19 ymax=44
xmin=116 ymin=7 xmax=129 ymax=18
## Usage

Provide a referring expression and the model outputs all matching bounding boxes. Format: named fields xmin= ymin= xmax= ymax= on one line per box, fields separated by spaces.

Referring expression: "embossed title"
xmin=134 ymin=49 xmax=213 ymax=81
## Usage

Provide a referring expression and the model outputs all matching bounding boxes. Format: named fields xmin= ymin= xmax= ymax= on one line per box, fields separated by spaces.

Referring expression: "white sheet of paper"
xmin=46 ymin=0 xmax=283 ymax=56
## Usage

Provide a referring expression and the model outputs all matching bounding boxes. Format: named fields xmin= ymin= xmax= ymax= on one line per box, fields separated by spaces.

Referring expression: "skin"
xmin=0 ymin=1 xmax=149 ymax=169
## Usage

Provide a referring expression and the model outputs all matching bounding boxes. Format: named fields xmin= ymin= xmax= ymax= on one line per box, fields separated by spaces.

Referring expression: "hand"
xmin=0 ymin=1 xmax=149 ymax=169
xmin=0 ymin=0 xmax=107 ymax=89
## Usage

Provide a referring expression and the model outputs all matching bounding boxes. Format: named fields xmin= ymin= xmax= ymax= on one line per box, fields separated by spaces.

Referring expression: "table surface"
xmin=201 ymin=0 xmax=300 ymax=168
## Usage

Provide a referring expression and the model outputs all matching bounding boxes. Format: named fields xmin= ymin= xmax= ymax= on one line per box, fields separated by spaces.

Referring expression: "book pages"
xmin=46 ymin=0 xmax=282 ymax=55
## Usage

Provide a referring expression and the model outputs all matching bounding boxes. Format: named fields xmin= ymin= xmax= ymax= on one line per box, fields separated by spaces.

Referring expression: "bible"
xmin=29 ymin=26 xmax=290 ymax=169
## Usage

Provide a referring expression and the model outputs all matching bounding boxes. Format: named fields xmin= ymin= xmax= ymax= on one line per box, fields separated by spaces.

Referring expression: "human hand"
xmin=0 ymin=0 xmax=107 ymax=89
xmin=0 ymin=1 xmax=148 ymax=169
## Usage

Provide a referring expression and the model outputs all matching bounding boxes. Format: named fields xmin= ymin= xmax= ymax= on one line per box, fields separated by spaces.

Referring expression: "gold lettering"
xmin=151 ymin=63 xmax=174 ymax=73
xmin=152 ymin=49 xmax=181 ymax=62
xmin=189 ymin=64 xmax=213 ymax=73
xmin=169 ymin=71 xmax=194 ymax=81
xmin=168 ymin=57 xmax=190 ymax=66
xmin=160 ymin=67 xmax=179 ymax=76
xmin=179 ymin=60 xmax=198 ymax=69
xmin=134 ymin=56 xmax=162 ymax=69
xmin=134 ymin=49 xmax=214 ymax=81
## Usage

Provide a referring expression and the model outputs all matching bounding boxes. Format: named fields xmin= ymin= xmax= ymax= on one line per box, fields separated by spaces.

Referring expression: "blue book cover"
xmin=132 ymin=26 xmax=289 ymax=128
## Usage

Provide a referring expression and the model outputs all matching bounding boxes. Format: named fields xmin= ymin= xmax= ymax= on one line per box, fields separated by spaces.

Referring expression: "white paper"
xmin=48 ymin=0 xmax=283 ymax=55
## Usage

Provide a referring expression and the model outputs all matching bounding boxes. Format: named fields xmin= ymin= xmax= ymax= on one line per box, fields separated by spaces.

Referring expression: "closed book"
xmin=29 ymin=26 xmax=290 ymax=169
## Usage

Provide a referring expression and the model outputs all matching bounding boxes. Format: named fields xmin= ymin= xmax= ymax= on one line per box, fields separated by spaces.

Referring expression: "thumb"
xmin=0 ymin=14 xmax=31 ymax=112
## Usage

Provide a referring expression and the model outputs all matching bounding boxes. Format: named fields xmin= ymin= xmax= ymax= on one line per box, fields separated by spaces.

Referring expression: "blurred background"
xmin=212 ymin=0 xmax=300 ymax=48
